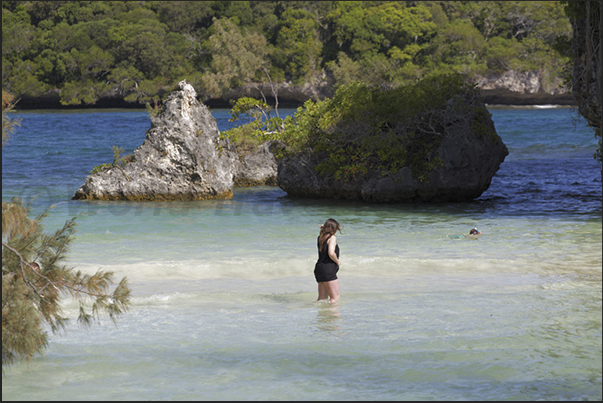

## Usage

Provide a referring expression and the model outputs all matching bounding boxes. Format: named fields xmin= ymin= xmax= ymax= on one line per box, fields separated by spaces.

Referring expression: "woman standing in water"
xmin=314 ymin=218 xmax=342 ymax=303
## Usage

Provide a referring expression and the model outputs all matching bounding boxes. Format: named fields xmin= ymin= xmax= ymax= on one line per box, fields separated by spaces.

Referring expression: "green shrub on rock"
xmin=281 ymin=73 xmax=481 ymax=181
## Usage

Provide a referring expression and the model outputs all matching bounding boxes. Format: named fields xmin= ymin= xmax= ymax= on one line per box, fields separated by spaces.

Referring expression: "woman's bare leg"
xmin=317 ymin=282 xmax=329 ymax=301
xmin=324 ymin=279 xmax=340 ymax=303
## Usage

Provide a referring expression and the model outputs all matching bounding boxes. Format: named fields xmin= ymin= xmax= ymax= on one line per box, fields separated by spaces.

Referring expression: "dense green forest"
xmin=2 ymin=1 xmax=572 ymax=107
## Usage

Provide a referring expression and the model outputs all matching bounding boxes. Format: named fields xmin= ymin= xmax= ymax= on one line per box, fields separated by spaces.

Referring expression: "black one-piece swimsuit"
xmin=314 ymin=235 xmax=340 ymax=283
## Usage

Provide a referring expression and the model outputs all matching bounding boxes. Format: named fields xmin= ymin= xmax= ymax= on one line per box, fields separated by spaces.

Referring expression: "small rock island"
xmin=277 ymin=79 xmax=509 ymax=202
xmin=73 ymin=80 xmax=241 ymax=201
xmin=73 ymin=77 xmax=508 ymax=204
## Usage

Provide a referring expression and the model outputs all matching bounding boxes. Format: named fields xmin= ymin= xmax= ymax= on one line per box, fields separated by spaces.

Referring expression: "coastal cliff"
xmin=16 ymin=70 xmax=574 ymax=110
xmin=219 ymin=69 xmax=575 ymax=107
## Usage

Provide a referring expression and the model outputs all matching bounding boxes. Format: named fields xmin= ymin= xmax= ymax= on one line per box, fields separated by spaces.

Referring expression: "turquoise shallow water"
xmin=2 ymin=107 xmax=602 ymax=400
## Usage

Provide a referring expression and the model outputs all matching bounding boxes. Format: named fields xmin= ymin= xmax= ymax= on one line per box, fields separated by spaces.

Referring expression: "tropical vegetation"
xmin=2 ymin=1 xmax=572 ymax=106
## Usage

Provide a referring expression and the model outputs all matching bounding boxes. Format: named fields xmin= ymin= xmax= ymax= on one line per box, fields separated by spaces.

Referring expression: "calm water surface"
xmin=2 ymin=106 xmax=601 ymax=400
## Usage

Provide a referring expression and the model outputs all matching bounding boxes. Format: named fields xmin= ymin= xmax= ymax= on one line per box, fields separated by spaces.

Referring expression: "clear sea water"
xmin=2 ymin=106 xmax=601 ymax=401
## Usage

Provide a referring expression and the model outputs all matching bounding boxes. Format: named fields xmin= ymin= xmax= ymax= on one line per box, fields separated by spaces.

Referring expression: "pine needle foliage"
xmin=2 ymin=198 xmax=132 ymax=372
xmin=2 ymin=90 xmax=20 ymax=147
xmin=2 ymin=91 xmax=132 ymax=373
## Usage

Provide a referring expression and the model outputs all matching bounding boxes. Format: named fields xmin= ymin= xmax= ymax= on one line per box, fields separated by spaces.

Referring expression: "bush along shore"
xmin=12 ymin=76 xmax=576 ymax=110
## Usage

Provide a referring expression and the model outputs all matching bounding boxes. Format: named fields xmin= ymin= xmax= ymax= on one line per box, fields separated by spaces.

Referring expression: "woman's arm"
xmin=327 ymin=236 xmax=340 ymax=266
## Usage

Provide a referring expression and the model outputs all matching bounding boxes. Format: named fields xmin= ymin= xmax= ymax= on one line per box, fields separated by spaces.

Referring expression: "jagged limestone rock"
xmin=475 ymin=70 xmax=574 ymax=105
xmin=73 ymin=80 xmax=238 ymax=201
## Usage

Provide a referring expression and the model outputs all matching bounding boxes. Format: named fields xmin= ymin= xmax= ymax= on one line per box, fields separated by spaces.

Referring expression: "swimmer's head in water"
xmin=470 ymin=228 xmax=480 ymax=235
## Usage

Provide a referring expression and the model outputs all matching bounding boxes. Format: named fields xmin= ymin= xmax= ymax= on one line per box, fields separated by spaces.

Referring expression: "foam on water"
xmin=4 ymin=263 xmax=600 ymax=400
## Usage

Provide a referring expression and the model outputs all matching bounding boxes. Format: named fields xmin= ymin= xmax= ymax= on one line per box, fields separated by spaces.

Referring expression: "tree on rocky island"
xmin=276 ymin=73 xmax=508 ymax=202
xmin=2 ymin=91 xmax=131 ymax=372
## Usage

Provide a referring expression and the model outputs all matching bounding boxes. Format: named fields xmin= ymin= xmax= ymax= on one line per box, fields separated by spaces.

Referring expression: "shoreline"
xmin=11 ymin=90 xmax=576 ymax=111
xmin=485 ymin=104 xmax=574 ymax=109
xmin=10 ymin=104 xmax=577 ymax=113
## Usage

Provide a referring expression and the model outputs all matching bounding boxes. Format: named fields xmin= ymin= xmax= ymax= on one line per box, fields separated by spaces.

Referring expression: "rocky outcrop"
xmin=277 ymin=94 xmax=509 ymax=203
xmin=233 ymin=141 xmax=282 ymax=187
xmin=72 ymin=80 xmax=238 ymax=201
xmin=15 ymin=69 xmax=575 ymax=110
xmin=219 ymin=70 xmax=575 ymax=108
xmin=475 ymin=70 xmax=574 ymax=105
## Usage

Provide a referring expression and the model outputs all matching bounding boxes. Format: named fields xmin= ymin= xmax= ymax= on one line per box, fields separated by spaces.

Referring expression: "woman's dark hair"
xmin=318 ymin=218 xmax=342 ymax=250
